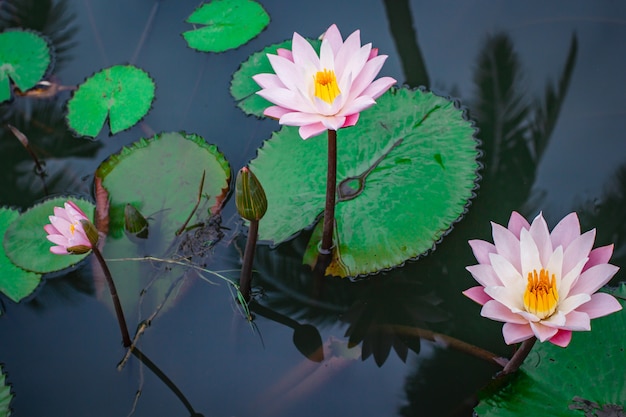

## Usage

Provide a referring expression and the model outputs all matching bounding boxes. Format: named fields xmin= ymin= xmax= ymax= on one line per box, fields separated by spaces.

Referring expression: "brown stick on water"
xmin=319 ymin=129 xmax=337 ymax=262
xmin=92 ymin=246 xmax=132 ymax=347
xmin=239 ymin=219 xmax=259 ymax=303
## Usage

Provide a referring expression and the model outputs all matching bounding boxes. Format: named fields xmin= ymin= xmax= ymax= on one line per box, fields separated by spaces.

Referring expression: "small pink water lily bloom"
xmin=463 ymin=211 xmax=622 ymax=347
xmin=44 ymin=201 xmax=93 ymax=255
xmin=252 ymin=24 xmax=396 ymax=139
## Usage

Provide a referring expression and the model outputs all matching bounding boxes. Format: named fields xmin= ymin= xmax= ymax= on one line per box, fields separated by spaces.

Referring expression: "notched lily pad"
xmin=0 ymin=207 xmax=41 ymax=303
xmin=0 ymin=28 xmax=51 ymax=103
xmin=65 ymin=64 xmax=155 ymax=138
xmin=475 ymin=285 xmax=626 ymax=417
xmin=183 ymin=0 xmax=269 ymax=53
xmin=0 ymin=364 xmax=11 ymax=417
xmin=249 ymin=87 xmax=481 ymax=278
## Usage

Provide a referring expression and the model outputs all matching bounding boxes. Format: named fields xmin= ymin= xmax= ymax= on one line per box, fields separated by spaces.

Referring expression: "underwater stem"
xmin=320 ymin=129 xmax=337 ymax=257
xmin=240 ymin=219 xmax=259 ymax=303
xmin=92 ymin=246 xmax=132 ymax=347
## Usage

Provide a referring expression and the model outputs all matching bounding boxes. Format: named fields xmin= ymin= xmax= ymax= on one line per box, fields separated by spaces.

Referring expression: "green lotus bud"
xmin=124 ymin=204 xmax=149 ymax=239
xmin=235 ymin=167 xmax=267 ymax=222
xmin=79 ymin=219 xmax=100 ymax=247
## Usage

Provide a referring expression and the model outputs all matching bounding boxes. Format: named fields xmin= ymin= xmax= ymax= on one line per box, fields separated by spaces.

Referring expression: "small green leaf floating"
xmin=66 ymin=65 xmax=155 ymax=138
xmin=475 ymin=285 xmax=626 ymax=417
xmin=183 ymin=0 xmax=269 ymax=53
xmin=231 ymin=39 xmax=321 ymax=117
xmin=0 ymin=364 xmax=12 ymax=417
xmin=0 ymin=29 xmax=51 ymax=103
xmin=0 ymin=207 xmax=40 ymax=303
xmin=249 ymin=87 xmax=480 ymax=278
xmin=3 ymin=197 xmax=95 ymax=274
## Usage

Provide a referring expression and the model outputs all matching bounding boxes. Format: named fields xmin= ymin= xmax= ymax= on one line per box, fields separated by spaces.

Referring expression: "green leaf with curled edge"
xmin=231 ymin=39 xmax=321 ymax=118
xmin=475 ymin=284 xmax=626 ymax=417
xmin=0 ymin=29 xmax=51 ymax=103
xmin=0 ymin=207 xmax=40 ymax=304
xmin=0 ymin=364 xmax=11 ymax=417
xmin=65 ymin=65 xmax=155 ymax=138
xmin=183 ymin=0 xmax=269 ymax=53
xmin=3 ymin=198 xmax=95 ymax=275
xmin=249 ymin=87 xmax=481 ymax=278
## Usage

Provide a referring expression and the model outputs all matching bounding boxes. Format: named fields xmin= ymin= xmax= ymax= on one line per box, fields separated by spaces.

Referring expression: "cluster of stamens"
xmin=523 ymin=268 xmax=559 ymax=319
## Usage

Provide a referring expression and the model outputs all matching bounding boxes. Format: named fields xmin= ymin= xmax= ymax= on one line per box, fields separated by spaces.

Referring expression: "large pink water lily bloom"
xmin=463 ymin=211 xmax=622 ymax=347
xmin=44 ymin=201 xmax=92 ymax=255
xmin=252 ymin=24 xmax=396 ymax=140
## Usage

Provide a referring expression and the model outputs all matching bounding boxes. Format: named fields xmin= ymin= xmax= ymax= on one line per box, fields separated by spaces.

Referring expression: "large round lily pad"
xmin=0 ymin=29 xmax=51 ymax=103
xmin=3 ymin=197 xmax=95 ymax=274
xmin=182 ymin=0 xmax=269 ymax=53
xmin=0 ymin=207 xmax=40 ymax=303
xmin=65 ymin=64 xmax=155 ymax=138
xmin=249 ymin=87 xmax=481 ymax=277
xmin=475 ymin=285 xmax=626 ymax=417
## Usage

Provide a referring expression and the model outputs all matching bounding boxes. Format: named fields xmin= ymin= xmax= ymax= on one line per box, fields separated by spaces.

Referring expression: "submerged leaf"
xmin=0 ymin=207 xmax=40 ymax=302
xmin=65 ymin=65 xmax=155 ymax=138
xmin=0 ymin=28 xmax=51 ymax=102
xmin=0 ymin=364 xmax=11 ymax=417
xmin=183 ymin=0 xmax=269 ymax=53
xmin=475 ymin=285 xmax=626 ymax=417
xmin=3 ymin=197 xmax=95 ymax=274
xmin=250 ymin=87 xmax=480 ymax=277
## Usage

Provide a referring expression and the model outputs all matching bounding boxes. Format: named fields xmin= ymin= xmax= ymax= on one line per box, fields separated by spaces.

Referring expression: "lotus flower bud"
xmin=235 ymin=167 xmax=267 ymax=222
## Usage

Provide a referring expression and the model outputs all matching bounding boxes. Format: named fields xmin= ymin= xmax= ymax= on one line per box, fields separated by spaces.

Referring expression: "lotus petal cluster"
xmin=464 ymin=211 xmax=622 ymax=347
xmin=44 ymin=201 xmax=93 ymax=255
xmin=253 ymin=24 xmax=396 ymax=139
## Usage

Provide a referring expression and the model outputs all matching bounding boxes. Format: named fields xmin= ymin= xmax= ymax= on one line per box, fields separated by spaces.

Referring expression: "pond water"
xmin=1 ymin=1 xmax=626 ymax=416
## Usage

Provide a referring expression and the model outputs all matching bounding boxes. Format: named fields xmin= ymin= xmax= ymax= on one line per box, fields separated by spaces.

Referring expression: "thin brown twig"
xmin=176 ymin=170 xmax=206 ymax=235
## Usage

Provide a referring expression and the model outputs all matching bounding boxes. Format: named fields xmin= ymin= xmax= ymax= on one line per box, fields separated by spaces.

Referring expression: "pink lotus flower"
xmin=44 ymin=201 xmax=93 ymax=254
xmin=464 ymin=211 xmax=622 ymax=347
xmin=252 ymin=24 xmax=396 ymax=139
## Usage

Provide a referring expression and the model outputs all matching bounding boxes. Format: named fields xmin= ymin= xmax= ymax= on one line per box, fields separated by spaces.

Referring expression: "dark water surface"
xmin=1 ymin=1 xmax=626 ymax=416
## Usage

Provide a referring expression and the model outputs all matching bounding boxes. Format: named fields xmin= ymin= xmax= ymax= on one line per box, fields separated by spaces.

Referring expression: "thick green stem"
xmin=501 ymin=337 xmax=537 ymax=375
xmin=320 ymin=129 xmax=337 ymax=255
xmin=239 ymin=219 xmax=259 ymax=303
xmin=92 ymin=246 xmax=132 ymax=347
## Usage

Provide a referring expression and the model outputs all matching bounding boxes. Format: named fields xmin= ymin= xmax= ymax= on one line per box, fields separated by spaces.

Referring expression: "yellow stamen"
xmin=70 ymin=223 xmax=76 ymax=235
xmin=313 ymin=69 xmax=341 ymax=104
xmin=523 ymin=268 xmax=559 ymax=319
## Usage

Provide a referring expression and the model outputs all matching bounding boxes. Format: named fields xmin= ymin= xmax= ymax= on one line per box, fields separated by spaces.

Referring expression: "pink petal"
xmin=53 ymin=206 xmax=71 ymax=222
xmin=557 ymin=293 xmax=591 ymax=315
xmin=276 ymin=48 xmax=293 ymax=61
xmin=466 ymin=264 xmax=502 ymax=287
xmin=577 ymin=292 xmax=622 ymax=318
xmin=462 ymin=286 xmax=492 ymax=305
xmin=359 ymin=76 xmax=396 ymax=100
xmin=280 ymin=111 xmax=327 ymax=126
xmin=562 ymin=229 xmax=595 ymax=277
xmin=321 ymin=24 xmax=343 ymax=55
xmin=46 ymin=234 xmax=70 ymax=247
xmin=299 ymin=123 xmax=327 ymax=140
xmin=529 ymin=321 xmax=558 ymax=342
xmin=529 ymin=213 xmax=552 ymax=266
xmin=267 ymin=54 xmax=308 ymax=94
xmin=48 ymin=216 xmax=73 ymax=239
xmin=489 ymin=253 xmax=523 ymax=287
xmin=65 ymin=201 xmax=88 ymax=220
xmin=583 ymin=244 xmax=614 ymax=272
xmin=468 ymin=239 xmax=496 ymax=265
xmin=44 ymin=224 xmax=60 ymax=236
xmin=253 ymin=73 xmax=286 ymax=90
xmin=481 ymin=300 xmax=527 ymax=324
xmin=502 ymin=322 xmax=534 ymax=344
xmin=338 ymin=95 xmax=376 ymax=116
xmin=320 ymin=115 xmax=346 ymax=131
xmin=291 ymin=32 xmax=321 ymax=71
xmin=257 ymin=88 xmax=308 ymax=114
xmin=50 ymin=246 xmax=69 ymax=255
xmin=347 ymin=55 xmax=388 ymax=99
xmin=335 ymin=32 xmax=367 ymax=79
xmin=264 ymin=106 xmax=292 ymax=120
xmin=507 ymin=211 xmax=530 ymax=238
xmin=548 ymin=329 xmax=572 ymax=347
xmin=342 ymin=113 xmax=359 ymax=128
xmin=550 ymin=212 xmax=581 ymax=250
xmin=569 ymin=263 xmax=619 ymax=297
xmin=561 ymin=310 xmax=591 ymax=331
xmin=492 ymin=222 xmax=522 ymax=272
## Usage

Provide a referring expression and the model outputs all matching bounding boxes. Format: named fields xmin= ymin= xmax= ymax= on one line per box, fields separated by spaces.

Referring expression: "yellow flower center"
xmin=70 ymin=223 xmax=76 ymax=235
xmin=313 ymin=69 xmax=341 ymax=104
xmin=523 ymin=268 xmax=559 ymax=319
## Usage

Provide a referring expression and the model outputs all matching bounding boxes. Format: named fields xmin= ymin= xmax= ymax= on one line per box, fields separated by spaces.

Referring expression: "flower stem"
xmin=501 ymin=337 xmax=537 ymax=375
xmin=320 ymin=129 xmax=337 ymax=256
xmin=92 ymin=246 xmax=132 ymax=347
xmin=239 ymin=219 xmax=259 ymax=303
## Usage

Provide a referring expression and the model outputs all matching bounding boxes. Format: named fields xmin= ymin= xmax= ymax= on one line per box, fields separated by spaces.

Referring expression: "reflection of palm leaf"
xmin=529 ymin=33 xmax=578 ymax=162
xmin=0 ymin=0 xmax=78 ymax=69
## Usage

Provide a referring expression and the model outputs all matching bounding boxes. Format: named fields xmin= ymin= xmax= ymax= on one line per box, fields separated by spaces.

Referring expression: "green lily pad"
xmin=231 ymin=39 xmax=321 ymax=117
xmin=0 ymin=207 xmax=40 ymax=303
xmin=249 ymin=87 xmax=480 ymax=278
xmin=65 ymin=65 xmax=155 ymax=138
xmin=0 ymin=364 xmax=11 ymax=417
xmin=183 ymin=0 xmax=269 ymax=53
xmin=94 ymin=132 xmax=230 ymax=317
xmin=475 ymin=285 xmax=626 ymax=417
xmin=0 ymin=29 xmax=51 ymax=103
xmin=3 ymin=198 xmax=95 ymax=274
